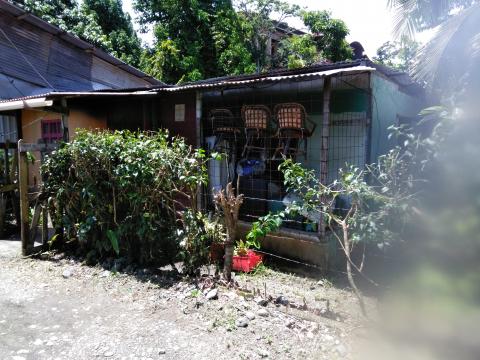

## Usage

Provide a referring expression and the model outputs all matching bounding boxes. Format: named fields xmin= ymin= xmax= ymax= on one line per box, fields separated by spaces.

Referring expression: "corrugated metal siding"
xmin=48 ymin=39 xmax=93 ymax=90
xmin=0 ymin=14 xmax=50 ymax=87
xmin=0 ymin=8 xmax=159 ymax=99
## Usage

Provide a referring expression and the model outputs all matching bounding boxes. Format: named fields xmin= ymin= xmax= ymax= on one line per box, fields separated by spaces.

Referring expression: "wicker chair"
xmin=241 ymin=105 xmax=271 ymax=158
xmin=272 ymin=103 xmax=316 ymax=159
xmin=209 ymin=108 xmax=240 ymax=152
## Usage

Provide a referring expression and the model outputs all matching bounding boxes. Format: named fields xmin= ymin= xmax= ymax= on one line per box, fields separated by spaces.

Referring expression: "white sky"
xmin=123 ymin=0 xmax=434 ymax=56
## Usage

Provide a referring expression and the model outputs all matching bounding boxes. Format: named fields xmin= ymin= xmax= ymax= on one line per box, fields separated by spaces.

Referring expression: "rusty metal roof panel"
xmin=163 ymin=65 xmax=376 ymax=91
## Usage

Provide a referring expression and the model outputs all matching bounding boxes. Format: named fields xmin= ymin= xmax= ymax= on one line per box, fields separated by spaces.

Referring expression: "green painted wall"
xmin=370 ymin=73 xmax=425 ymax=162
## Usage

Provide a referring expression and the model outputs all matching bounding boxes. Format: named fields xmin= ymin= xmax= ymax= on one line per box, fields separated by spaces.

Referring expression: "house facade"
xmin=0 ymin=0 xmax=162 ymax=184
xmin=0 ymin=59 xmax=426 ymax=266
xmin=0 ymin=0 xmax=427 ymax=267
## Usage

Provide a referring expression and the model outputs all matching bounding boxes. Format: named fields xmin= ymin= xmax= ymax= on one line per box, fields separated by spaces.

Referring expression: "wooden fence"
xmin=18 ymin=140 xmax=57 ymax=255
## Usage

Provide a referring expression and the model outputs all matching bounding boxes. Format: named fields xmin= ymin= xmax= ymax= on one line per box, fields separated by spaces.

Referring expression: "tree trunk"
xmin=214 ymin=182 xmax=243 ymax=282
xmin=341 ymin=220 xmax=367 ymax=316
xmin=223 ymin=241 xmax=234 ymax=280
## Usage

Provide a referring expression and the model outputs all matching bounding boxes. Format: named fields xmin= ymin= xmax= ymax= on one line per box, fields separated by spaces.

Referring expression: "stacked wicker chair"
xmin=210 ymin=108 xmax=240 ymax=153
xmin=241 ymin=105 xmax=272 ymax=158
xmin=272 ymin=103 xmax=316 ymax=160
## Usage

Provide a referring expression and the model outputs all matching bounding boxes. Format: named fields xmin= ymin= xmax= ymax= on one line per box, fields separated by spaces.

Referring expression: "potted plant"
xmin=206 ymin=215 xmax=226 ymax=263
xmin=232 ymin=239 xmax=263 ymax=272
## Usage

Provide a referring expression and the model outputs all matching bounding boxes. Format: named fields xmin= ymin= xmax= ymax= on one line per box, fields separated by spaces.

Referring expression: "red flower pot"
xmin=232 ymin=250 xmax=263 ymax=272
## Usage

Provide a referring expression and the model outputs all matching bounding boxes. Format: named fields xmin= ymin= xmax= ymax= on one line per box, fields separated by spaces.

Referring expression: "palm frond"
xmin=388 ymin=0 xmax=455 ymax=39
xmin=412 ymin=3 xmax=480 ymax=89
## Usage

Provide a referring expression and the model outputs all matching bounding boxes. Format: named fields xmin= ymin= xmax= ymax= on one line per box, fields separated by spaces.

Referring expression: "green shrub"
xmin=42 ymin=130 xmax=209 ymax=266
xmin=178 ymin=210 xmax=226 ymax=276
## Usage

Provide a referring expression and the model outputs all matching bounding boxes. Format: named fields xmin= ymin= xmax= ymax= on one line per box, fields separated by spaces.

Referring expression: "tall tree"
xmin=374 ymin=39 xmax=419 ymax=73
xmin=301 ymin=10 xmax=353 ymax=63
xmin=275 ymin=10 xmax=353 ymax=69
xmin=83 ymin=0 xmax=143 ymax=66
xmin=234 ymin=0 xmax=300 ymax=72
xmin=135 ymin=0 xmax=254 ymax=83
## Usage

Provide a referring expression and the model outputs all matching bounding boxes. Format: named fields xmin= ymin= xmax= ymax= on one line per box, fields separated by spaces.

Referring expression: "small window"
xmin=175 ymin=104 xmax=185 ymax=122
xmin=41 ymin=119 xmax=63 ymax=143
xmin=0 ymin=114 xmax=18 ymax=143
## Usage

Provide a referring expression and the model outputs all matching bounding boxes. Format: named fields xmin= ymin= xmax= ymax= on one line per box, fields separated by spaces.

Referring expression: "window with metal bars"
xmin=41 ymin=119 xmax=63 ymax=143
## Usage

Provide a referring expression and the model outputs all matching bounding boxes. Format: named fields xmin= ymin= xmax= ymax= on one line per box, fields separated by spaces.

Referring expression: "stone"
xmin=323 ymin=334 xmax=334 ymax=342
xmin=255 ymin=297 xmax=268 ymax=307
xmin=62 ymin=269 xmax=73 ymax=279
xmin=258 ymin=349 xmax=270 ymax=358
xmin=205 ymin=288 xmax=218 ymax=300
xmin=235 ymin=317 xmax=249 ymax=328
xmin=158 ymin=349 xmax=166 ymax=355
xmin=285 ymin=320 xmax=296 ymax=329
xmin=103 ymin=350 xmax=114 ymax=357
xmin=274 ymin=295 xmax=289 ymax=306
xmin=245 ymin=311 xmax=255 ymax=320
xmin=99 ymin=270 xmax=110 ymax=278
xmin=257 ymin=309 xmax=269 ymax=317
xmin=335 ymin=344 xmax=348 ymax=356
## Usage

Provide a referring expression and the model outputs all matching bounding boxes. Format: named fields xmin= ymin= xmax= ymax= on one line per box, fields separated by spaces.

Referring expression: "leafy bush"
xmin=42 ymin=130 xmax=209 ymax=266
xmin=178 ymin=210 xmax=226 ymax=275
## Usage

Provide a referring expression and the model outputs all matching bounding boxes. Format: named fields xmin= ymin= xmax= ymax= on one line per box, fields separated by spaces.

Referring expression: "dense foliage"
xmin=135 ymin=0 xmax=353 ymax=82
xmin=42 ymin=130 xmax=209 ymax=266
xmin=135 ymin=0 xmax=255 ymax=83
xmin=374 ymin=39 xmax=419 ymax=73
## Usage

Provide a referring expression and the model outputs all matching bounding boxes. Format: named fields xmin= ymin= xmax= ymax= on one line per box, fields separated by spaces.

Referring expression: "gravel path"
xmin=0 ymin=244 xmax=364 ymax=360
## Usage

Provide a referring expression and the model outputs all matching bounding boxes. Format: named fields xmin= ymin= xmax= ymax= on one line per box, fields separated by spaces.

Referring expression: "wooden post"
xmin=319 ymin=77 xmax=331 ymax=240
xmin=18 ymin=139 xmax=30 ymax=255
xmin=10 ymin=151 xmax=20 ymax=228
xmin=0 ymin=194 xmax=6 ymax=238
xmin=29 ymin=200 xmax=42 ymax=246
xmin=4 ymin=141 xmax=9 ymax=183
xmin=42 ymin=205 xmax=48 ymax=248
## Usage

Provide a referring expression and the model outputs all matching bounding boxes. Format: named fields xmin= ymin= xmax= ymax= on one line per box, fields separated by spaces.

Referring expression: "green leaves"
xmin=42 ymin=130 xmax=210 ymax=265
xmin=107 ymin=229 xmax=120 ymax=255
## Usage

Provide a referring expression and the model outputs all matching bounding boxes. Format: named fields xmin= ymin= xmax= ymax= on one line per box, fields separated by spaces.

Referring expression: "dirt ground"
xmin=0 ymin=240 xmax=368 ymax=360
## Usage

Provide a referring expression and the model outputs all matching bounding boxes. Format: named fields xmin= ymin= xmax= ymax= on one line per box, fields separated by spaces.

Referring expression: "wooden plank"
xmin=10 ymin=151 xmax=20 ymax=228
xmin=0 ymin=142 xmax=18 ymax=149
xmin=0 ymin=194 xmax=6 ymax=238
xmin=0 ymin=183 xmax=17 ymax=193
xmin=3 ymin=145 xmax=9 ymax=181
xmin=18 ymin=140 xmax=30 ymax=255
xmin=42 ymin=205 xmax=48 ymax=248
xmin=29 ymin=200 xmax=42 ymax=245
xmin=18 ymin=142 xmax=57 ymax=152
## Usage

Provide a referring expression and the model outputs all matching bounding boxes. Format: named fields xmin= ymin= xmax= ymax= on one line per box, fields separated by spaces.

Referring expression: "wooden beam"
xmin=42 ymin=205 xmax=48 ymax=249
xmin=18 ymin=140 xmax=30 ymax=255
xmin=0 ymin=184 xmax=18 ymax=193
xmin=319 ymin=77 xmax=331 ymax=240
xmin=18 ymin=142 xmax=57 ymax=153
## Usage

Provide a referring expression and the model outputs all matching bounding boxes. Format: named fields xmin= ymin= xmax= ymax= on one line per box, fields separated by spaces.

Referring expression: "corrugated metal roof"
xmin=0 ymin=65 xmax=375 ymax=106
xmin=163 ymin=65 xmax=375 ymax=91
xmin=0 ymin=0 xmax=163 ymax=86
